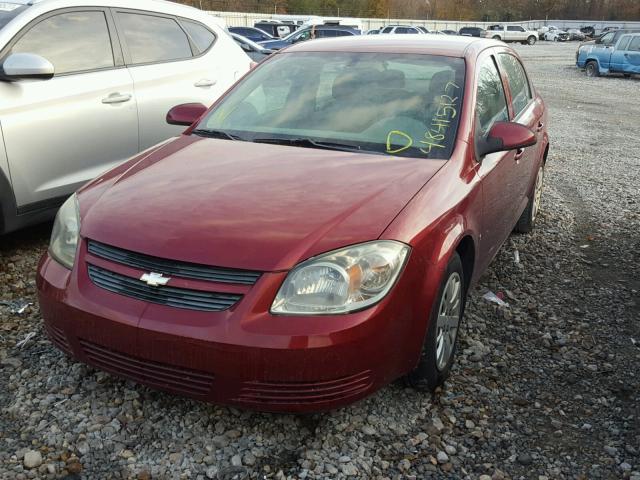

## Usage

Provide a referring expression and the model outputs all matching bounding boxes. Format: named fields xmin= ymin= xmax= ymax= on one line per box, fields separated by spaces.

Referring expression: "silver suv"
xmin=0 ymin=0 xmax=250 ymax=234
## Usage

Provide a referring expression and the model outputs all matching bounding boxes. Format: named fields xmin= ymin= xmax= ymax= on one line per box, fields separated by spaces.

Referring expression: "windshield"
xmin=196 ymin=52 xmax=465 ymax=159
xmin=0 ymin=3 xmax=27 ymax=30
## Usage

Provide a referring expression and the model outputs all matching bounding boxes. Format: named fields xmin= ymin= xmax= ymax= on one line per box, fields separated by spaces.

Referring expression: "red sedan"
xmin=37 ymin=36 xmax=548 ymax=412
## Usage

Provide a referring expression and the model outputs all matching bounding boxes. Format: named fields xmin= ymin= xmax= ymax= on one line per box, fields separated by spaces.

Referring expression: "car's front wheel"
xmin=527 ymin=35 xmax=537 ymax=45
xmin=406 ymin=253 xmax=465 ymax=392
xmin=515 ymin=162 xmax=545 ymax=233
xmin=585 ymin=61 xmax=600 ymax=77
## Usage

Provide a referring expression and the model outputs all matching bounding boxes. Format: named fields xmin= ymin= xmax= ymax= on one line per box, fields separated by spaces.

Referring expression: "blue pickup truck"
xmin=577 ymin=32 xmax=640 ymax=77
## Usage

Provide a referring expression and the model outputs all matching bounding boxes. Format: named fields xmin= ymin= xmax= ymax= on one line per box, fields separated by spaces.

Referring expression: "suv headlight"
xmin=271 ymin=241 xmax=410 ymax=315
xmin=49 ymin=194 xmax=80 ymax=269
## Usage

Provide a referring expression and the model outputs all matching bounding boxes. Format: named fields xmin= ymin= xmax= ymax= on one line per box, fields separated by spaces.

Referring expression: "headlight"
xmin=271 ymin=241 xmax=410 ymax=315
xmin=49 ymin=194 xmax=80 ymax=269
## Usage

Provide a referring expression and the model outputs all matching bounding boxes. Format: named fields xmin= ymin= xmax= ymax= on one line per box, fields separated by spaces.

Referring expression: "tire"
xmin=492 ymin=35 xmax=501 ymax=40
xmin=406 ymin=253 xmax=466 ymax=392
xmin=623 ymin=73 xmax=631 ymax=78
xmin=585 ymin=61 xmax=600 ymax=77
xmin=515 ymin=162 xmax=545 ymax=233
xmin=553 ymin=36 xmax=558 ymax=42
xmin=527 ymin=35 xmax=537 ymax=45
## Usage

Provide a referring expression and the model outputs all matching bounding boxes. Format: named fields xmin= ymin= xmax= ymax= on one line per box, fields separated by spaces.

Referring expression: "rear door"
xmin=621 ymin=36 xmax=640 ymax=73
xmin=507 ymin=26 xmax=525 ymax=41
xmin=113 ymin=10 xmax=241 ymax=150
xmin=0 ymin=8 xmax=138 ymax=209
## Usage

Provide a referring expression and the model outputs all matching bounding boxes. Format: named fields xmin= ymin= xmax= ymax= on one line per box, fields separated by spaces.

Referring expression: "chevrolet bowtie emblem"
xmin=140 ymin=272 xmax=171 ymax=287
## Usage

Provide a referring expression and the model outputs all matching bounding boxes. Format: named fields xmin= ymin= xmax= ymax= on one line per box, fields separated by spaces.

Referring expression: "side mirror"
xmin=477 ymin=121 xmax=537 ymax=157
xmin=166 ymin=103 xmax=208 ymax=126
xmin=0 ymin=53 xmax=54 ymax=81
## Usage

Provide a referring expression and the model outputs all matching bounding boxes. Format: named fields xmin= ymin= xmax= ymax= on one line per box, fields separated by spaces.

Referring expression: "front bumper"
xmin=37 ymin=243 xmax=433 ymax=412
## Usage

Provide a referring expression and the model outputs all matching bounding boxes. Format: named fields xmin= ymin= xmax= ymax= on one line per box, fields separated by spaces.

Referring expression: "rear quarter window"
xmin=179 ymin=19 xmax=216 ymax=54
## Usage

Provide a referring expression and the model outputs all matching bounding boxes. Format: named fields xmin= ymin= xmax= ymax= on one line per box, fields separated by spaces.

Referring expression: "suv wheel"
xmin=527 ymin=35 xmax=537 ymax=45
xmin=492 ymin=35 xmax=501 ymax=40
xmin=585 ymin=61 xmax=600 ymax=77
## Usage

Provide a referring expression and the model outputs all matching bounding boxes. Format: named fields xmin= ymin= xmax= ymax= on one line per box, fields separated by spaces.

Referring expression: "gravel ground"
xmin=1 ymin=41 xmax=638 ymax=480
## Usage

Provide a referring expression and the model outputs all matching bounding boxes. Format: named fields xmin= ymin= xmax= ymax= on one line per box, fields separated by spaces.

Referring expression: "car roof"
xmin=285 ymin=35 xmax=500 ymax=57
xmin=23 ymin=0 xmax=200 ymax=14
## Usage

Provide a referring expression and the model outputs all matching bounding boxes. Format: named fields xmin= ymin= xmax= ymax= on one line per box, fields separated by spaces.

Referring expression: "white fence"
xmin=206 ymin=10 xmax=640 ymax=34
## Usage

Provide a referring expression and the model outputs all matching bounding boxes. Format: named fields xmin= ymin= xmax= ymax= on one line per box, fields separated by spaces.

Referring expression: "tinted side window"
xmin=11 ymin=11 xmax=114 ymax=75
xmin=498 ymin=53 xmax=532 ymax=117
xmin=118 ymin=12 xmax=192 ymax=64
xmin=180 ymin=19 xmax=215 ymax=54
xmin=334 ymin=30 xmax=353 ymax=37
xmin=629 ymin=37 xmax=640 ymax=51
xmin=382 ymin=27 xmax=393 ymax=33
xmin=475 ymin=57 xmax=509 ymax=141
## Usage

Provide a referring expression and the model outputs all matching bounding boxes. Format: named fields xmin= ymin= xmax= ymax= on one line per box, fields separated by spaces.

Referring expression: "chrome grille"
xmin=87 ymin=264 xmax=241 ymax=312
xmin=88 ymin=240 xmax=261 ymax=285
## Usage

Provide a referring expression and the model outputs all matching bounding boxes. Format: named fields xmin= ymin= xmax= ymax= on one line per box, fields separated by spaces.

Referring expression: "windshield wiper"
xmin=252 ymin=137 xmax=381 ymax=155
xmin=192 ymin=129 xmax=245 ymax=141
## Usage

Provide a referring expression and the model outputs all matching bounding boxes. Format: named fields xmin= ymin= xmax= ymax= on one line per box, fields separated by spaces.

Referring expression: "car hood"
xmin=81 ymin=136 xmax=444 ymax=272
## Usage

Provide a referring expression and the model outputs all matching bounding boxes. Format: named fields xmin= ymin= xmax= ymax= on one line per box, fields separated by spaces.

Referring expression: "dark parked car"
xmin=39 ymin=36 xmax=549 ymax=413
xmin=229 ymin=26 xmax=274 ymax=43
xmin=580 ymin=26 xmax=596 ymax=38
xmin=459 ymin=26 xmax=485 ymax=37
xmin=229 ymin=33 xmax=274 ymax=63
xmin=259 ymin=25 xmax=359 ymax=50
xmin=254 ymin=21 xmax=297 ymax=38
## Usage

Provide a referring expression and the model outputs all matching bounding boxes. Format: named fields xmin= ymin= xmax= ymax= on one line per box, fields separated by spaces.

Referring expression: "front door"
xmin=0 ymin=9 xmax=138 ymax=209
xmin=473 ymin=54 xmax=522 ymax=266
xmin=496 ymin=52 xmax=542 ymax=217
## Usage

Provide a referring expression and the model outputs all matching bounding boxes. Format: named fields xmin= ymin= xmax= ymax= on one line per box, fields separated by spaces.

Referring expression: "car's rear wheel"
xmin=585 ymin=61 xmax=600 ymax=77
xmin=527 ymin=35 xmax=537 ymax=45
xmin=406 ymin=253 xmax=465 ymax=392
xmin=515 ymin=162 xmax=545 ymax=233
xmin=492 ymin=35 xmax=501 ymax=40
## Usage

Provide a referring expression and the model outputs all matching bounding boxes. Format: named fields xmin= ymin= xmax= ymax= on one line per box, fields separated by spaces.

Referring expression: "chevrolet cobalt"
xmin=38 ymin=36 xmax=549 ymax=412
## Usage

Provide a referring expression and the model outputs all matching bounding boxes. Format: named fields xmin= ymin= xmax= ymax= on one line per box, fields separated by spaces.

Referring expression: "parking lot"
xmin=0 ymin=41 xmax=638 ymax=479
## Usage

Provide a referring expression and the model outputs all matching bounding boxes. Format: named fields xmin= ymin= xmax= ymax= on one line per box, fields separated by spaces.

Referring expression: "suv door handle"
xmin=102 ymin=93 xmax=132 ymax=104
xmin=194 ymin=79 xmax=216 ymax=88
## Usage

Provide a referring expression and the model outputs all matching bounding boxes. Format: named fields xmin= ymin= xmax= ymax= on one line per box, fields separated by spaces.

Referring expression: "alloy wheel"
xmin=435 ymin=272 xmax=462 ymax=371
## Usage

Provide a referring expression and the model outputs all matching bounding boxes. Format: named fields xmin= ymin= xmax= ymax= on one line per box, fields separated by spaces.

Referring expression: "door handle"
xmin=102 ymin=93 xmax=132 ymax=104
xmin=514 ymin=148 xmax=525 ymax=161
xmin=194 ymin=79 xmax=216 ymax=88
xmin=536 ymin=121 xmax=544 ymax=132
